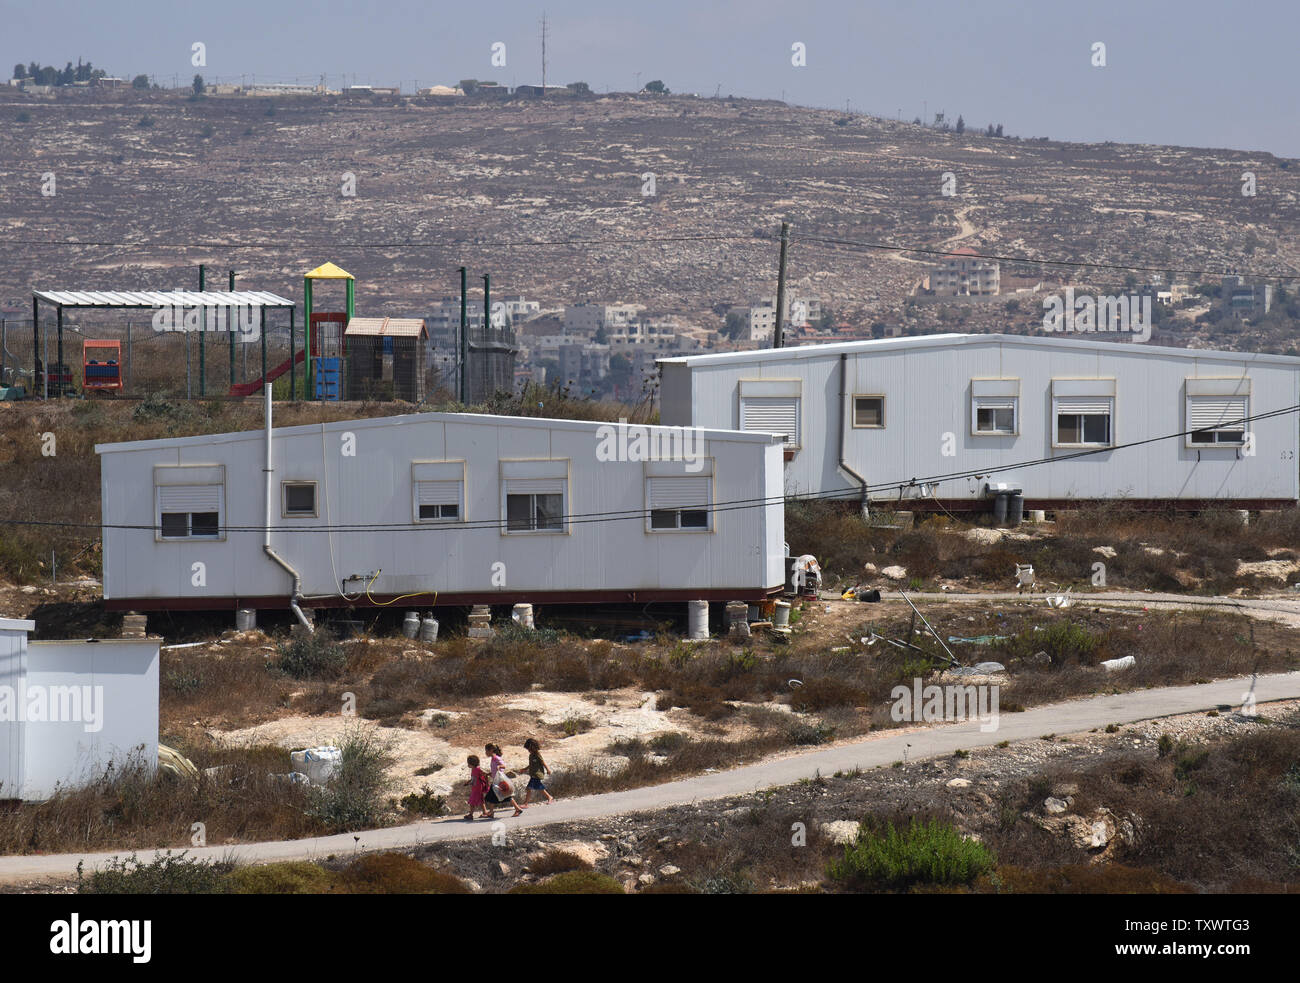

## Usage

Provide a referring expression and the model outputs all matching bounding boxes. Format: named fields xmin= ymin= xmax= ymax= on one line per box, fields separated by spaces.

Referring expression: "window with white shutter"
xmin=1187 ymin=395 xmax=1248 ymax=445
xmin=500 ymin=460 xmax=568 ymax=534
xmin=972 ymin=379 xmax=1019 ymax=436
xmin=1052 ymin=381 xmax=1115 ymax=448
xmin=154 ymin=465 xmax=225 ymax=541
xmin=412 ymin=461 xmax=466 ymax=523
xmin=740 ymin=396 xmax=800 ymax=447
xmin=646 ymin=475 xmax=712 ymax=532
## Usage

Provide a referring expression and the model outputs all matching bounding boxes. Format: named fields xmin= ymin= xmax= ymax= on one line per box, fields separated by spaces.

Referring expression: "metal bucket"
xmin=773 ymin=601 xmax=792 ymax=627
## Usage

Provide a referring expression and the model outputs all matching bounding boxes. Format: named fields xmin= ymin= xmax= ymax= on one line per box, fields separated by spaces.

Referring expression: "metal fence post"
xmin=126 ymin=320 xmax=133 ymax=389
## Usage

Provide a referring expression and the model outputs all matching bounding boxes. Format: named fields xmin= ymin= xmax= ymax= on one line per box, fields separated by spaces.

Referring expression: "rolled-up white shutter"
xmin=506 ymin=478 xmax=565 ymax=496
xmin=1055 ymin=396 xmax=1111 ymax=415
xmin=740 ymin=396 xmax=799 ymax=444
xmin=158 ymin=485 xmax=222 ymax=512
xmin=1189 ymin=397 xmax=1246 ymax=430
xmin=647 ymin=476 xmax=711 ymax=510
xmin=976 ymin=397 xmax=1016 ymax=411
xmin=415 ymin=480 xmax=460 ymax=506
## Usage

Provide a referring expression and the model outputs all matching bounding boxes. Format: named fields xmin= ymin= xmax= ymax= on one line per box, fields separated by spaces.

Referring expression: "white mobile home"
xmin=95 ymin=411 xmax=785 ymax=611
xmin=0 ymin=619 xmax=160 ymax=801
xmin=659 ymin=334 xmax=1300 ymax=510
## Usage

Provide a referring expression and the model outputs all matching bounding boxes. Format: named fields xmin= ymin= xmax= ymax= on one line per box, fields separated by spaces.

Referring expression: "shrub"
xmin=510 ymin=870 xmax=625 ymax=894
xmin=398 ymin=786 xmax=448 ymax=817
xmin=274 ymin=629 xmax=347 ymax=680
xmin=306 ymin=729 xmax=396 ymax=832
xmin=225 ymin=861 xmax=335 ymax=894
xmin=827 ymin=818 xmax=995 ymax=892
xmin=338 ymin=852 xmax=471 ymax=894
xmin=77 ymin=852 xmax=231 ymax=894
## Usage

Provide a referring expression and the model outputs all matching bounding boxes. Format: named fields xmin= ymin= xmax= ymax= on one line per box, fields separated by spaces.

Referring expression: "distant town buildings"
xmin=563 ymin=303 xmax=645 ymax=337
xmin=1222 ymin=275 xmax=1272 ymax=319
xmin=741 ymin=293 xmax=823 ymax=341
xmin=930 ymin=248 xmax=1000 ymax=296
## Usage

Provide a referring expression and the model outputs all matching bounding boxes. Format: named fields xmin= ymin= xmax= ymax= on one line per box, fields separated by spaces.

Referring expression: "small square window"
xmin=284 ymin=482 xmax=316 ymax=516
xmin=680 ymin=510 xmax=709 ymax=529
xmin=854 ymin=396 xmax=884 ymax=427
xmin=650 ymin=509 xmax=677 ymax=529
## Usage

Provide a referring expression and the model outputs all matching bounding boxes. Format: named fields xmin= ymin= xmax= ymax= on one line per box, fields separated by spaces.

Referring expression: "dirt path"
xmin=879 ymin=589 xmax=1300 ymax=629
xmin=3 ymin=670 xmax=1295 ymax=884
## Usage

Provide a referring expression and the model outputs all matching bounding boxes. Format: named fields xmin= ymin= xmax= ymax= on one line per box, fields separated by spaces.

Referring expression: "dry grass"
xmin=786 ymin=497 xmax=1300 ymax=594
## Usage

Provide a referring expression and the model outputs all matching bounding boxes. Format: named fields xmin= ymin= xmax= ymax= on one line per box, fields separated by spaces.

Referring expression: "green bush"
xmin=77 ymin=852 xmax=231 ymax=894
xmin=274 ymin=629 xmax=347 ymax=680
xmin=510 ymin=870 xmax=625 ymax=894
xmin=827 ymin=818 xmax=995 ymax=892
xmin=306 ymin=729 xmax=395 ymax=832
xmin=225 ymin=861 xmax=335 ymax=894
xmin=398 ymin=786 xmax=448 ymax=817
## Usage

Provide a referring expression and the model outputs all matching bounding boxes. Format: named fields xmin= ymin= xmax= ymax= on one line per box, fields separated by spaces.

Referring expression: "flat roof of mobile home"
xmin=94 ymin=410 xmax=778 ymax=454
xmin=658 ymin=333 xmax=1300 ymax=368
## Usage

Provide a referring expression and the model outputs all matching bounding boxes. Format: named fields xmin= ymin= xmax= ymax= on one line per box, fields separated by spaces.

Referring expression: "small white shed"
xmin=0 ymin=619 xmax=160 ymax=801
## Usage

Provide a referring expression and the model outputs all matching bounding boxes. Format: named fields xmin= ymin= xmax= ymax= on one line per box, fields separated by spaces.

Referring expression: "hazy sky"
xmin=5 ymin=0 xmax=1296 ymax=158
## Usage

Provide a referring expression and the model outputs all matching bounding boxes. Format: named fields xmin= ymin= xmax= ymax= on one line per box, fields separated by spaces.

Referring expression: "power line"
xmin=5 ymin=402 xmax=1297 ymax=536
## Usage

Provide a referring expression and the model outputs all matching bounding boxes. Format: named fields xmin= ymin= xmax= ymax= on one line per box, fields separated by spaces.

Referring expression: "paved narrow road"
xmin=2 ymin=671 xmax=1295 ymax=884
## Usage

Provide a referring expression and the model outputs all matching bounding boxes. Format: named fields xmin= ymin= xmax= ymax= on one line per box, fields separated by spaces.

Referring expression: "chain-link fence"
xmin=0 ymin=316 xmax=441 ymax=402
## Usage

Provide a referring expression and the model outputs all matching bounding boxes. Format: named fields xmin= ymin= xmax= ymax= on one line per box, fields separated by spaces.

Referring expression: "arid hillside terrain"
xmin=2 ymin=90 xmax=1297 ymax=341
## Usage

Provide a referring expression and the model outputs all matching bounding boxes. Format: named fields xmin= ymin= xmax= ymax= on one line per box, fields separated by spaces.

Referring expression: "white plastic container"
xmin=289 ymin=746 xmax=342 ymax=784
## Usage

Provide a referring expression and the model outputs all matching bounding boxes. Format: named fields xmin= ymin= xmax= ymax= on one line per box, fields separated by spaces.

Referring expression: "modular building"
xmin=95 ymin=411 xmax=785 ymax=611
xmin=658 ymin=333 xmax=1300 ymax=510
xmin=0 ymin=619 xmax=160 ymax=801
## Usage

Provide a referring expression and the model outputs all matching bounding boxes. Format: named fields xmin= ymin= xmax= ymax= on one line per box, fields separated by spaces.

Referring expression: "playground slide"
xmin=228 ymin=348 xmax=306 ymax=398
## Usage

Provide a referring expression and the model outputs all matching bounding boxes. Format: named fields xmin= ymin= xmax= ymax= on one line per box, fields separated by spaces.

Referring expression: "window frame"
xmin=1185 ymin=380 xmax=1250 ymax=449
xmin=500 ymin=459 xmax=569 ymax=536
xmin=281 ymin=480 xmax=319 ymax=518
xmin=644 ymin=467 xmax=714 ymax=534
xmin=411 ymin=461 xmax=467 ymax=525
xmin=851 ymin=394 xmax=886 ymax=429
xmin=154 ymin=465 xmax=226 ymax=543
xmin=1051 ymin=380 xmax=1116 ymax=450
xmin=738 ymin=379 xmax=802 ymax=450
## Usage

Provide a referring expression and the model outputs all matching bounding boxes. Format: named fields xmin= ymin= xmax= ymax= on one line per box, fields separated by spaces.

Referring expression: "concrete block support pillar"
xmin=467 ymin=604 xmax=494 ymax=639
xmin=726 ymin=601 xmax=751 ymax=639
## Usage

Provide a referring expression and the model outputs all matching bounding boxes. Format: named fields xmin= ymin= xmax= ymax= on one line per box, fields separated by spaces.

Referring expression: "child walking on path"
xmin=522 ymin=738 xmax=553 ymax=805
xmin=485 ymin=742 xmax=526 ymax=817
xmin=464 ymin=754 xmax=491 ymax=820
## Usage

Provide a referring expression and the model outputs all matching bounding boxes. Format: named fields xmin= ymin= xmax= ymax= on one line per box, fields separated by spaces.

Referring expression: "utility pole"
xmin=773 ymin=222 xmax=790 ymax=349
xmin=459 ymin=267 xmax=468 ymax=404
xmin=198 ymin=263 xmax=206 ymax=397
xmin=540 ymin=12 xmax=548 ymax=92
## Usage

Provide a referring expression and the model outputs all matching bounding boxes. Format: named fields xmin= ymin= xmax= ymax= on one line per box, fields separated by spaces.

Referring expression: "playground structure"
xmin=19 ymin=264 xmax=468 ymax=402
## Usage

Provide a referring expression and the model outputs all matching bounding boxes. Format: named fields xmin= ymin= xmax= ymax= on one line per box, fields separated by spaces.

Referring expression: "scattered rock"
xmin=946 ymin=778 xmax=972 ymax=789
xmin=637 ymin=873 xmax=656 ymax=886
xmin=496 ymin=861 xmax=511 ymax=877
xmin=1092 ymin=545 xmax=1117 ymax=559
xmin=820 ymin=820 xmax=861 ymax=845
xmin=1043 ymin=796 xmax=1070 ymax=814
xmin=880 ymin=565 xmax=908 ymax=581
xmin=658 ymin=864 xmax=681 ymax=877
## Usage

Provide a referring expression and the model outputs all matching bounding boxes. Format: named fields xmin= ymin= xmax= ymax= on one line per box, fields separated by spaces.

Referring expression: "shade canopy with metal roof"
xmin=344 ymin=316 xmax=428 ymax=338
xmin=30 ymin=286 xmax=297 ymax=399
xmin=33 ymin=289 xmax=295 ymax=309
